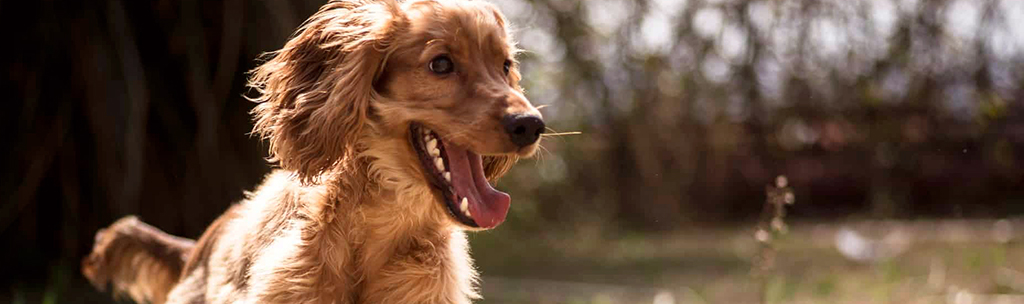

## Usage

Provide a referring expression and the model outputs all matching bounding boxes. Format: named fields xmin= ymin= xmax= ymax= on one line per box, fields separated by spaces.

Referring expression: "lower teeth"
xmin=459 ymin=197 xmax=471 ymax=217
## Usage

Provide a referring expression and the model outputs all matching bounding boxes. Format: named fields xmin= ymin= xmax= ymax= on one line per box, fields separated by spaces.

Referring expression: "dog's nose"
xmin=502 ymin=114 xmax=545 ymax=147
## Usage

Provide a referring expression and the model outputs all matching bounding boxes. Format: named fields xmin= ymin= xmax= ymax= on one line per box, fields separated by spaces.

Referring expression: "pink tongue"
xmin=444 ymin=144 xmax=511 ymax=228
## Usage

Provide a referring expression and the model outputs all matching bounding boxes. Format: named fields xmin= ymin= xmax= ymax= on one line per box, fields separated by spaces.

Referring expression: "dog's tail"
xmin=82 ymin=216 xmax=195 ymax=304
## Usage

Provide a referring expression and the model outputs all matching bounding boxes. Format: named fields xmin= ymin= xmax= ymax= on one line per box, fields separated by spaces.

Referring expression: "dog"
xmin=81 ymin=0 xmax=544 ymax=303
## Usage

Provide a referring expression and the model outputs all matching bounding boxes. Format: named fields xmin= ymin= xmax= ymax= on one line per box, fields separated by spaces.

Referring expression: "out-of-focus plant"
xmin=753 ymin=175 xmax=796 ymax=304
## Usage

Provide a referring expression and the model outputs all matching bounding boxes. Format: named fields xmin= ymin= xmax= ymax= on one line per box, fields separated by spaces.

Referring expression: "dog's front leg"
xmin=246 ymin=221 xmax=357 ymax=304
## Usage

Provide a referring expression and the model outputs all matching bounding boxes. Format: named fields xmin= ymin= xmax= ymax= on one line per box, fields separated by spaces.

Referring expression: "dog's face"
xmin=249 ymin=0 xmax=542 ymax=230
xmin=372 ymin=1 xmax=542 ymax=229
xmin=377 ymin=1 xmax=541 ymax=155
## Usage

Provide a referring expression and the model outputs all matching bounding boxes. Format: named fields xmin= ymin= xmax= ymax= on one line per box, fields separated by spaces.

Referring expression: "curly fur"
xmin=83 ymin=0 xmax=541 ymax=303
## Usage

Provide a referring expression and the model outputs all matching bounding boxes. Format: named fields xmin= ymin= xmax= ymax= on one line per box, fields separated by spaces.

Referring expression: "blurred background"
xmin=3 ymin=0 xmax=1024 ymax=303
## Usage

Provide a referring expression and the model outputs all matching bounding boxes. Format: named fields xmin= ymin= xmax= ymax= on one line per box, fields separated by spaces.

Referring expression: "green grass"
xmin=470 ymin=222 xmax=1024 ymax=304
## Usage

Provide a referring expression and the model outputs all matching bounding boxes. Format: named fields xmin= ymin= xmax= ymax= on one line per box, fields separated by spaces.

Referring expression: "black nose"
xmin=502 ymin=114 xmax=545 ymax=147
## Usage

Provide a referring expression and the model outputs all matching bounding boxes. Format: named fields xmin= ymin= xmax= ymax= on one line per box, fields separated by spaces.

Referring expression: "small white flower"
xmin=775 ymin=175 xmax=789 ymax=188
xmin=771 ymin=218 xmax=787 ymax=233
xmin=755 ymin=229 xmax=771 ymax=243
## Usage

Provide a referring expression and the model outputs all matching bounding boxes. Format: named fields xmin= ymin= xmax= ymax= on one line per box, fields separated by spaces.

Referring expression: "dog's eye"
xmin=429 ymin=56 xmax=454 ymax=74
xmin=503 ymin=60 xmax=512 ymax=75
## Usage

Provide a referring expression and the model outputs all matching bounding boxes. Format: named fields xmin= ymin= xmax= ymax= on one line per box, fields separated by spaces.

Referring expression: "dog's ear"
xmin=249 ymin=1 xmax=403 ymax=183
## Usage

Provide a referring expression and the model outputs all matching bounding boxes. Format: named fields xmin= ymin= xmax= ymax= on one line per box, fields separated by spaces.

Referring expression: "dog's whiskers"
xmin=536 ymin=143 xmax=553 ymax=165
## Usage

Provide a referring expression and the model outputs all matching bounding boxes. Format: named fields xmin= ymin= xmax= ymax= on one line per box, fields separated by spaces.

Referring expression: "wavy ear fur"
xmin=249 ymin=0 xmax=402 ymax=183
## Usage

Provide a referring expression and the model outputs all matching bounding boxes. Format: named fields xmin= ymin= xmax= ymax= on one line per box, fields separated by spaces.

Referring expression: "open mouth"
xmin=409 ymin=123 xmax=511 ymax=229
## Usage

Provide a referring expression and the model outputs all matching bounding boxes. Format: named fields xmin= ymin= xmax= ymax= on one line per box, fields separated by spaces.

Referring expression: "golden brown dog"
xmin=81 ymin=0 xmax=544 ymax=303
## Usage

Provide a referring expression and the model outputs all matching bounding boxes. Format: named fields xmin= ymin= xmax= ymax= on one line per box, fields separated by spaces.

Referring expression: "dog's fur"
xmin=82 ymin=0 xmax=541 ymax=303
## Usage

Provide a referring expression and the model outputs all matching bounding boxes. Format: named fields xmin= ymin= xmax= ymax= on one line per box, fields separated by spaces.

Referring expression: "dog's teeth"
xmin=461 ymin=198 xmax=471 ymax=217
xmin=430 ymin=147 xmax=440 ymax=157
xmin=426 ymin=138 xmax=437 ymax=151
xmin=443 ymin=172 xmax=451 ymax=182
xmin=434 ymin=157 xmax=444 ymax=171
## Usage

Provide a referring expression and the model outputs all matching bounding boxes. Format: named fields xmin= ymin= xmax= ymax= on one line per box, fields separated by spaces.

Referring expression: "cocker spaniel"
xmin=81 ymin=0 xmax=544 ymax=303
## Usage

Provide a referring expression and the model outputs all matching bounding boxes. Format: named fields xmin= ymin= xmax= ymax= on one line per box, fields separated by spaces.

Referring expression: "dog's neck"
xmin=323 ymin=156 xmax=464 ymax=289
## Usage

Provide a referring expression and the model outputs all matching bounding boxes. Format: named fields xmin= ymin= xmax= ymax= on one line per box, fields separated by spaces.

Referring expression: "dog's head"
xmin=250 ymin=0 xmax=542 ymax=229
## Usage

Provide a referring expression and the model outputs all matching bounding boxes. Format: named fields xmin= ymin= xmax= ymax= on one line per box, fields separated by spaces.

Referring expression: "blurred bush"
xmin=494 ymin=0 xmax=1024 ymax=231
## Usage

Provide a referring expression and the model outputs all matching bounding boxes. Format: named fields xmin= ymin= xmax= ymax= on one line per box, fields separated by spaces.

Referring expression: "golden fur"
xmin=82 ymin=0 xmax=542 ymax=303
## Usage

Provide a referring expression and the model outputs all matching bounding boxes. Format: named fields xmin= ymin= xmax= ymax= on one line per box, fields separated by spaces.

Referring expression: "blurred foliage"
xmin=2 ymin=0 xmax=1024 ymax=303
xmin=493 ymin=0 xmax=1024 ymax=231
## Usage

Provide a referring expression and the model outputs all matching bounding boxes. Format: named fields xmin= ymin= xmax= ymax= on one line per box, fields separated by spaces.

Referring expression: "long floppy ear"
xmin=249 ymin=0 xmax=403 ymax=183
